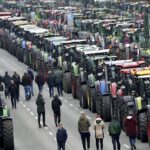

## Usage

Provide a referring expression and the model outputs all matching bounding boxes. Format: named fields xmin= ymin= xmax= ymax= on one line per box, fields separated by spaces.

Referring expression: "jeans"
xmin=58 ymin=143 xmax=65 ymax=150
xmin=38 ymin=112 xmax=46 ymax=127
xmin=38 ymin=85 xmax=44 ymax=94
xmin=80 ymin=132 xmax=90 ymax=150
xmin=54 ymin=111 xmax=61 ymax=127
xmin=129 ymin=136 xmax=136 ymax=146
xmin=57 ymin=82 xmax=63 ymax=96
xmin=30 ymin=82 xmax=34 ymax=96
xmin=111 ymin=134 xmax=121 ymax=150
xmin=96 ymin=138 xmax=103 ymax=150
xmin=24 ymin=86 xmax=31 ymax=100
xmin=48 ymin=85 xmax=54 ymax=97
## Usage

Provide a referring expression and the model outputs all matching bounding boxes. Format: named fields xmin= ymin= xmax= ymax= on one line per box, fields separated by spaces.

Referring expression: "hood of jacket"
xmin=95 ymin=118 xmax=102 ymax=125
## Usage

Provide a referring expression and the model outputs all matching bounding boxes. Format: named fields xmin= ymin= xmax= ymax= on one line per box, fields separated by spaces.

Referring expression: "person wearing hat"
xmin=108 ymin=115 xmax=121 ymax=150
xmin=56 ymin=122 xmax=68 ymax=150
xmin=78 ymin=112 xmax=91 ymax=150
xmin=46 ymin=71 xmax=55 ymax=97
xmin=124 ymin=112 xmax=137 ymax=150
xmin=36 ymin=93 xmax=47 ymax=128
xmin=93 ymin=115 xmax=105 ymax=150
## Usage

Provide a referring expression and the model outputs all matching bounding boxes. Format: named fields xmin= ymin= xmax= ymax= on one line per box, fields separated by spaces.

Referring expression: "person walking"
xmin=36 ymin=93 xmax=47 ymax=128
xmin=78 ymin=112 xmax=91 ymax=150
xmin=56 ymin=122 xmax=68 ymax=150
xmin=93 ymin=115 xmax=105 ymax=150
xmin=54 ymin=67 xmax=63 ymax=96
xmin=22 ymin=72 xmax=31 ymax=100
xmin=27 ymin=67 xmax=34 ymax=96
xmin=9 ymin=80 xmax=17 ymax=109
xmin=3 ymin=71 xmax=11 ymax=98
xmin=46 ymin=71 xmax=55 ymax=97
xmin=108 ymin=115 xmax=121 ymax=150
xmin=124 ymin=113 xmax=137 ymax=150
xmin=12 ymin=71 xmax=20 ymax=101
xmin=51 ymin=95 xmax=62 ymax=127
xmin=35 ymin=71 xmax=45 ymax=94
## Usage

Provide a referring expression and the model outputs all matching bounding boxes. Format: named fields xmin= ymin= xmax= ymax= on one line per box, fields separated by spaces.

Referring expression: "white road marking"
xmin=123 ymin=144 xmax=130 ymax=149
xmin=87 ymin=116 xmax=91 ymax=120
xmin=47 ymin=88 xmax=49 ymax=90
xmin=69 ymin=103 xmax=73 ymax=107
xmin=49 ymin=132 xmax=54 ymax=136
xmin=64 ymin=100 xmax=68 ymax=103
xmin=35 ymin=116 xmax=38 ymax=120
xmin=23 ymin=104 xmax=26 ymax=108
xmin=44 ymin=127 xmax=48 ymax=130
xmin=19 ymin=101 xmax=23 ymax=104
xmin=30 ymin=112 xmax=34 ymax=116
xmin=54 ymin=137 xmax=56 ymax=141
xmin=27 ymin=108 xmax=30 ymax=111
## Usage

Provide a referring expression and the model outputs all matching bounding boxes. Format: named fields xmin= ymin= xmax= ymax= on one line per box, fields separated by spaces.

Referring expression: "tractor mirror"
xmin=144 ymin=80 xmax=150 ymax=84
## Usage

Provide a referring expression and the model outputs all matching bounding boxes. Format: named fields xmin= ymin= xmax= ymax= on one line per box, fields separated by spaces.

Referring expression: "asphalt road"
xmin=0 ymin=48 xmax=149 ymax=150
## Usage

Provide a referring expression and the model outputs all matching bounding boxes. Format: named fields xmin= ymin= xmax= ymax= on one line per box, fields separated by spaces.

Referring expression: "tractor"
xmin=0 ymin=95 xmax=14 ymax=150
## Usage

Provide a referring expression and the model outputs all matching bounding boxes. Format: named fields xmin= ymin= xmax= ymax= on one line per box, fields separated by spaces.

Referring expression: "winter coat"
xmin=93 ymin=118 xmax=105 ymax=139
xmin=27 ymin=69 xmax=34 ymax=81
xmin=56 ymin=128 xmax=68 ymax=144
xmin=36 ymin=95 xmax=45 ymax=113
xmin=51 ymin=97 xmax=62 ymax=113
xmin=108 ymin=120 xmax=121 ymax=136
xmin=22 ymin=74 xmax=31 ymax=86
xmin=9 ymin=83 xmax=17 ymax=97
xmin=78 ymin=115 xmax=91 ymax=133
xmin=3 ymin=74 xmax=11 ymax=87
xmin=124 ymin=116 xmax=137 ymax=137
xmin=54 ymin=69 xmax=63 ymax=84
xmin=12 ymin=74 xmax=20 ymax=86
xmin=46 ymin=73 xmax=55 ymax=87
xmin=35 ymin=73 xmax=45 ymax=86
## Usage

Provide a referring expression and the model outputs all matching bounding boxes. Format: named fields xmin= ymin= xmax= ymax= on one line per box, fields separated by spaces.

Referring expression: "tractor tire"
xmin=138 ymin=113 xmax=148 ymax=142
xmin=2 ymin=119 xmax=14 ymax=150
xmin=64 ymin=72 xmax=72 ymax=93
xmin=80 ymin=85 xmax=88 ymax=109
xmin=100 ymin=95 xmax=111 ymax=122
xmin=76 ymin=78 xmax=80 ymax=99
xmin=96 ymin=91 xmax=101 ymax=115
xmin=89 ymin=88 xmax=96 ymax=113
xmin=72 ymin=78 xmax=77 ymax=99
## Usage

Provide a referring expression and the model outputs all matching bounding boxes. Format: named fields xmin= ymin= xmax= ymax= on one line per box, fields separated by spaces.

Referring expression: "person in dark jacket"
xmin=36 ymin=93 xmax=47 ymax=128
xmin=35 ymin=71 xmax=45 ymax=94
xmin=12 ymin=71 xmax=20 ymax=101
xmin=51 ymin=95 xmax=62 ymax=127
xmin=46 ymin=71 xmax=55 ymax=97
xmin=22 ymin=72 xmax=31 ymax=100
xmin=54 ymin=67 xmax=63 ymax=96
xmin=108 ymin=115 xmax=121 ymax=150
xmin=78 ymin=112 xmax=91 ymax=150
xmin=27 ymin=67 xmax=34 ymax=96
xmin=9 ymin=80 xmax=17 ymax=109
xmin=56 ymin=122 xmax=68 ymax=150
xmin=124 ymin=113 xmax=137 ymax=150
xmin=3 ymin=71 xmax=11 ymax=98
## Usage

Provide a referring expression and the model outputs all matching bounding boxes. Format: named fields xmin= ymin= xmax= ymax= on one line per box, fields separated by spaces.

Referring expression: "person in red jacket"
xmin=124 ymin=112 xmax=137 ymax=150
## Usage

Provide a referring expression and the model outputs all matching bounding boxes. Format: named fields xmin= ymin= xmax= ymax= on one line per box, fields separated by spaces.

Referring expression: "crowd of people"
xmin=0 ymin=68 xmax=137 ymax=150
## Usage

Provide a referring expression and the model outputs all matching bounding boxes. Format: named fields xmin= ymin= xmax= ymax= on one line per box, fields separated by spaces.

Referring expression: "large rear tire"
xmin=64 ymin=72 xmax=72 ymax=93
xmin=138 ymin=113 xmax=148 ymax=142
xmin=96 ymin=91 xmax=101 ymax=115
xmin=89 ymin=88 xmax=96 ymax=113
xmin=80 ymin=85 xmax=88 ymax=109
xmin=2 ymin=119 xmax=14 ymax=150
xmin=101 ymin=95 xmax=111 ymax=122
xmin=71 ymin=78 xmax=77 ymax=99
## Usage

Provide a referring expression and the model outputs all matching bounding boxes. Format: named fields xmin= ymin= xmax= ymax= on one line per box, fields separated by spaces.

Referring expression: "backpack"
xmin=0 ymin=83 xmax=4 ymax=91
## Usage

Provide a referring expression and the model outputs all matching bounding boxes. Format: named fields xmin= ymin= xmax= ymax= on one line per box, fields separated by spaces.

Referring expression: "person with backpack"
xmin=56 ymin=122 xmax=68 ymax=150
xmin=93 ymin=115 xmax=105 ymax=150
xmin=12 ymin=71 xmax=20 ymax=101
xmin=0 ymin=81 xmax=5 ymax=99
xmin=27 ymin=67 xmax=34 ymax=96
xmin=108 ymin=115 xmax=121 ymax=150
xmin=51 ymin=95 xmax=62 ymax=127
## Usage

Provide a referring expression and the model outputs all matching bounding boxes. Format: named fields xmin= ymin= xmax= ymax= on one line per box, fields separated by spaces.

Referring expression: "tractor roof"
xmin=83 ymin=49 xmax=110 ymax=55
xmin=117 ymin=61 xmax=146 ymax=68
xmin=105 ymin=59 xmax=133 ymax=66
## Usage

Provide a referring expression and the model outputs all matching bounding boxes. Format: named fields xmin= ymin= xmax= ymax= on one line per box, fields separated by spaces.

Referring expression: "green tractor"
xmin=0 ymin=96 xmax=14 ymax=150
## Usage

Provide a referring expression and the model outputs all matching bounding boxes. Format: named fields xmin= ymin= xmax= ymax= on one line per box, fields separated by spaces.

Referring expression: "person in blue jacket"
xmin=56 ymin=122 xmax=68 ymax=150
